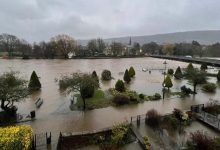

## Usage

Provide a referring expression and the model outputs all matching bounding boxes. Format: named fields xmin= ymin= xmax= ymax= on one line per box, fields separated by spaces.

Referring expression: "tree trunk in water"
xmin=1 ymin=100 xmax=6 ymax=110
xmin=193 ymin=84 xmax=197 ymax=94
xmin=83 ymin=98 xmax=86 ymax=110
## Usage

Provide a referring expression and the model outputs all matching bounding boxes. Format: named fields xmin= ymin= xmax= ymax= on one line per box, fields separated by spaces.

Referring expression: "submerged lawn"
xmin=76 ymin=90 xmax=112 ymax=110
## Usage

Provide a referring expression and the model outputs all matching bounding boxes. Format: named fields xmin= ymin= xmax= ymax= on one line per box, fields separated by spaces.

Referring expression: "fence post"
xmin=137 ymin=115 xmax=140 ymax=126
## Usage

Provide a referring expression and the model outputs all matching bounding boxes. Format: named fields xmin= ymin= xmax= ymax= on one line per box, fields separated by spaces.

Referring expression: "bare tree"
xmin=50 ymin=34 xmax=77 ymax=59
xmin=0 ymin=34 xmax=20 ymax=57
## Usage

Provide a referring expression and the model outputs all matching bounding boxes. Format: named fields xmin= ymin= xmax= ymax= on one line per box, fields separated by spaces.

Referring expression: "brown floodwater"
xmin=0 ymin=58 xmax=220 ymax=138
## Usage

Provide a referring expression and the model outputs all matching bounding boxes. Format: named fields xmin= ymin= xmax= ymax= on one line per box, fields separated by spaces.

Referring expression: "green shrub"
xmin=115 ymin=80 xmax=125 ymax=92
xmin=153 ymin=93 xmax=161 ymax=100
xmin=174 ymin=66 xmax=183 ymax=79
xmin=123 ymin=69 xmax=131 ymax=83
xmin=217 ymin=70 xmax=220 ymax=81
xmin=167 ymin=69 xmax=174 ymax=75
xmin=111 ymin=123 xmax=129 ymax=146
xmin=162 ymin=115 xmax=179 ymax=130
xmin=101 ymin=70 xmax=112 ymax=81
xmin=187 ymin=63 xmax=194 ymax=71
xmin=139 ymin=93 xmax=145 ymax=99
xmin=148 ymin=93 xmax=161 ymax=100
xmin=92 ymin=70 xmax=99 ymax=83
xmin=200 ymin=63 xmax=208 ymax=70
xmin=28 ymin=71 xmax=41 ymax=90
xmin=202 ymin=83 xmax=217 ymax=93
xmin=128 ymin=66 xmax=135 ymax=77
xmin=112 ymin=94 xmax=130 ymax=105
xmin=181 ymin=85 xmax=192 ymax=95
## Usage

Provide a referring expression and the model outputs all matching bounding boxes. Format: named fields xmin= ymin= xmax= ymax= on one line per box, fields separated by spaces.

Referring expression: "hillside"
xmin=78 ymin=30 xmax=220 ymax=46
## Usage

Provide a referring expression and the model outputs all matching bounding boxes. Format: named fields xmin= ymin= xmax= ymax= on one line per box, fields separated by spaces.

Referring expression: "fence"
xmin=191 ymin=104 xmax=220 ymax=131
xmin=32 ymin=132 xmax=51 ymax=150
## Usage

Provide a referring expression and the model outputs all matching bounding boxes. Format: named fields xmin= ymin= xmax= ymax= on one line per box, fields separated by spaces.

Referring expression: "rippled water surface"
xmin=1 ymin=58 xmax=220 ymax=135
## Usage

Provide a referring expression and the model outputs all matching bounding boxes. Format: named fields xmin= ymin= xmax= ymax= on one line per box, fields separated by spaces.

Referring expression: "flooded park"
xmin=0 ymin=58 xmax=220 ymax=130
xmin=1 ymin=57 xmax=220 ymax=137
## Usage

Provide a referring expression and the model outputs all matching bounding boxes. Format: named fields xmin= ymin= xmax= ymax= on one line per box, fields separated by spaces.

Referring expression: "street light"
xmin=162 ymin=61 xmax=168 ymax=100
xmin=163 ymin=61 xmax=167 ymax=80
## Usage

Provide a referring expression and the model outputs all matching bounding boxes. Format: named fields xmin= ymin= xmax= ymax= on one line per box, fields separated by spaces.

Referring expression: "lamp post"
xmin=163 ymin=61 xmax=167 ymax=80
xmin=162 ymin=61 xmax=167 ymax=100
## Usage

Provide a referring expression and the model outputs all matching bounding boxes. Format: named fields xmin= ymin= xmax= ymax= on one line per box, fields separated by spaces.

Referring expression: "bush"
xmin=167 ymin=69 xmax=174 ymax=75
xmin=115 ymin=80 xmax=125 ymax=92
xmin=202 ymin=83 xmax=217 ymax=93
xmin=139 ymin=93 xmax=145 ymax=99
xmin=146 ymin=109 xmax=161 ymax=128
xmin=92 ymin=70 xmax=98 ymax=78
xmin=174 ymin=66 xmax=183 ymax=79
xmin=0 ymin=125 xmax=33 ymax=150
xmin=162 ymin=115 xmax=179 ymax=130
xmin=187 ymin=63 xmax=194 ymax=71
xmin=123 ymin=69 xmax=131 ymax=83
xmin=217 ymin=70 xmax=220 ymax=81
xmin=173 ymin=108 xmax=183 ymax=121
xmin=143 ymin=136 xmax=151 ymax=150
xmin=112 ymin=94 xmax=130 ymax=105
xmin=28 ymin=71 xmax=41 ymax=90
xmin=153 ymin=93 xmax=161 ymax=100
xmin=187 ymin=130 xmax=214 ymax=150
xmin=128 ymin=66 xmax=135 ymax=77
xmin=201 ymin=63 xmax=208 ymax=70
xmin=181 ymin=85 xmax=192 ymax=95
xmin=111 ymin=123 xmax=129 ymax=146
xmin=101 ymin=70 xmax=112 ymax=81
xmin=92 ymin=70 xmax=99 ymax=83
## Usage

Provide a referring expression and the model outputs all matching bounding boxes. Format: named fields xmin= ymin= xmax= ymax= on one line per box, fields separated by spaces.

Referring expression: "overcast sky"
xmin=0 ymin=0 xmax=219 ymax=42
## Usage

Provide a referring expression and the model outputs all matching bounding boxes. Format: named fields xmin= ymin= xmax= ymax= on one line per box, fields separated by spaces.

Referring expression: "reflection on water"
xmin=0 ymin=58 xmax=220 ymax=136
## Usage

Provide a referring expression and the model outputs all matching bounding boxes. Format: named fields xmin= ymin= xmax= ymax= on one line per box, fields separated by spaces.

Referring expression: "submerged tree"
xmin=174 ymin=66 xmax=183 ymax=79
xmin=101 ymin=70 xmax=112 ymax=81
xmin=0 ymin=71 xmax=29 ymax=112
xmin=123 ymin=69 xmax=131 ymax=83
xmin=59 ymin=73 xmax=99 ymax=110
xmin=128 ymin=66 xmax=135 ymax=77
xmin=217 ymin=70 xmax=220 ymax=81
xmin=28 ymin=71 xmax=41 ymax=91
xmin=115 ymin=80 xmax=125 ymax=92
xmin=200 ymin=63 xmax=208 ymax=71
xmin=92 ymin=70 xmax=99 ymax=83
xmin=163 ymin=75 xmax=173 ymax=89
xmin=187 ymin=69 xmax=207 ymax=94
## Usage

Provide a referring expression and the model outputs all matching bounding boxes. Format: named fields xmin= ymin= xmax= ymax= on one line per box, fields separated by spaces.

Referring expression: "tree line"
xmin=0 ymin=33 xmax=220 ymax=59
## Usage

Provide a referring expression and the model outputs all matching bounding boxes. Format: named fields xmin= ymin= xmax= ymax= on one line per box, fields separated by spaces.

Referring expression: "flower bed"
xmin=0 ymin=125 xmax=33 ymax=150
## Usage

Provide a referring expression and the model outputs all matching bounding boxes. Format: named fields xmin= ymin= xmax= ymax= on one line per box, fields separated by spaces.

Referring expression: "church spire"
xmin=129 ymin=37 xmax=131 ymax=45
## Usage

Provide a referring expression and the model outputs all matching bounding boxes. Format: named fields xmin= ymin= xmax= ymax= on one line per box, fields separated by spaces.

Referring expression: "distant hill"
xmin=78 ymin=30 xmax=220 ymax=46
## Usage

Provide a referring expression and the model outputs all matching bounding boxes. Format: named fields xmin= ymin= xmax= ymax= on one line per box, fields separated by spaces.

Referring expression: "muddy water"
xmin=0 ymin=58 xmax=220 ymax=135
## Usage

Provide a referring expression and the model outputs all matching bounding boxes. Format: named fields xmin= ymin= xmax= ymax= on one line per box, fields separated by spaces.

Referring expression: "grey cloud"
xmin=0 ymin=0 xmax=219 ymax=42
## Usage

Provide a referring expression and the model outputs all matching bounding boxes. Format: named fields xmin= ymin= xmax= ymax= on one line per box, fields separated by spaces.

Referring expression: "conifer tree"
xmin=128 ymin=66 xmax=135 ymax=77
xmin=123 ymin=69 xmax=131 ymax=83
xmin=28 ymin=71 xmax=41 ymax=90
xmin=163 ymin=75 xmax=173 ymax=89
xmin=174 ymin=66 xmax=183 ymax=79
